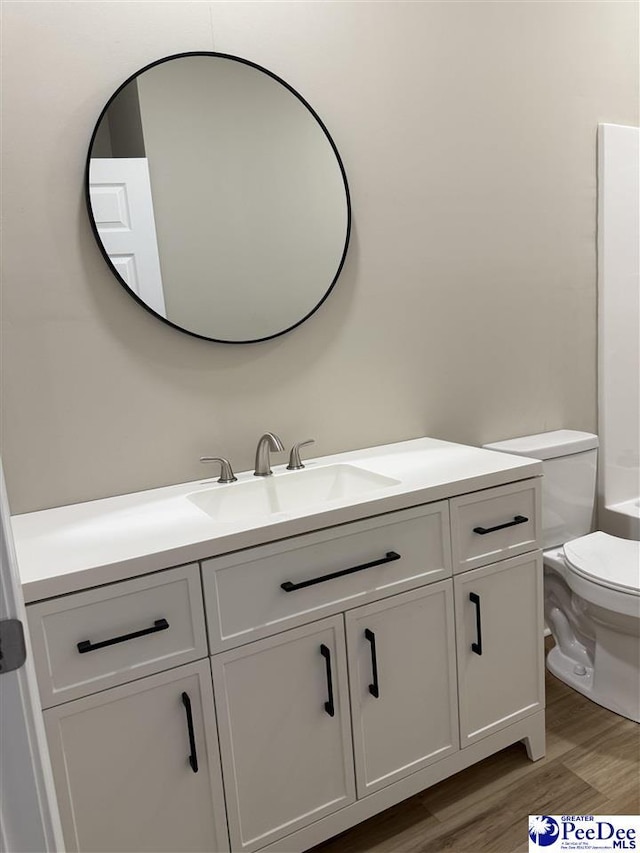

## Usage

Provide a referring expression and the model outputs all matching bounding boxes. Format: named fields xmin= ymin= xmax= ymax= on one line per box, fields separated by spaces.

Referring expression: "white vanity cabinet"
xmin=18 ymin=439 xmax=546 ymax=853
xmin=454 ymin=552 xmax=545 ymax=748
xmin=27 ymin=563 xmax=208 ymax=708
xmin=345 ymin=581 xmax=459 ymax=798
xmin=43 ymin=660 xmax=229 ymax=853
xmin=206 ymin=503 xmax=456 ymax=852
xmin=26 ymin=564 xmax=229 ymax=853
xmin=212 ymin=616 xmax=356 ymax=853
xmin=202 ymin=481 xmax=543 ymax=853
xmin=201 ymin=502 xmax=452 ymax=654
xmin=211 ymin=581 xmax=460 ymax=853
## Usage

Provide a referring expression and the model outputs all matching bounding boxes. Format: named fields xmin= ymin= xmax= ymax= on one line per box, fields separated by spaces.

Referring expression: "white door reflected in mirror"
xmin=89 ymin=158 xmax=166 ymax=318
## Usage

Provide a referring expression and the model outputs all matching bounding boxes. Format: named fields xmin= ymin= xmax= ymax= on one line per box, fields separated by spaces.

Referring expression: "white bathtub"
xmin=601 ymin=497 xmax=640 ymax=540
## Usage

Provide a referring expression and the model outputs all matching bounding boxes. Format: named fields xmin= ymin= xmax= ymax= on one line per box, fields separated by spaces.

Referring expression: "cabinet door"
xmin=212 ymin=615 xmax=355 ymax=852
xmin=44 ymin=660 xmax=229 ymax=853
xmin=455 ymin=552 xmax=544 ymax=747
xmin=345 ymin=581 xmax=459 ymax=797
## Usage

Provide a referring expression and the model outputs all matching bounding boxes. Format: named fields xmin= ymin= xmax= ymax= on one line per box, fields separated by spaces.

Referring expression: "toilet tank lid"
xmin=483 ymin=430 xmax=599 ymax=460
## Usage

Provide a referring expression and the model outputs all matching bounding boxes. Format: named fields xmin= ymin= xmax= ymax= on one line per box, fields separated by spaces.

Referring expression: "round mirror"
xmin=85 ymin=52 xmax=351 ymax=343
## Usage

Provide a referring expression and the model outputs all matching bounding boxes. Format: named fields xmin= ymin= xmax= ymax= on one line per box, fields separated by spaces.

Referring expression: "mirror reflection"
xmin=86 ymin=53 xmax=350 ymax=342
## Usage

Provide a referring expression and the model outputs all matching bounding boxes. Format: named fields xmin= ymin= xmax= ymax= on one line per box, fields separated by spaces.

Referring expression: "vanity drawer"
xmin=202 ymin=502 xmax=451 ymax=653
xmin=450 ymin=479 xmax=541 ymax=573
xmin=27 ymin=564 xmax=207 ymax=708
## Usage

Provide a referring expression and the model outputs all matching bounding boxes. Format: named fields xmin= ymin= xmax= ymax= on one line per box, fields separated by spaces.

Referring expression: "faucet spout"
xmin=254 ymin=432 xmax=285 ymax=476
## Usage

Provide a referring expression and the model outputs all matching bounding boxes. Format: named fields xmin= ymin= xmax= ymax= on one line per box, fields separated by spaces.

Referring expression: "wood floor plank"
xmin=605 ymin=794 xmax=640 ymax=815
xmin=561 ymin=723 xmax=640 ymax=808
xmin=497 ymin=761 xmax=607 ymax=819
xmin=543 ymin=679 xmax=625 ymax=760
xmin=417 ymin=763 xmax=606 ymax=853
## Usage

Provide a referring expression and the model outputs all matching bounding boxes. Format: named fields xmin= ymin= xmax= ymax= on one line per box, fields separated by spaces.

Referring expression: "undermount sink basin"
xmin=188 ymin=464 xmax=400 ymax=523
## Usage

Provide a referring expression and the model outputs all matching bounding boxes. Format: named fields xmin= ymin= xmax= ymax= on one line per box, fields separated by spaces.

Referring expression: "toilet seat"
xmin=563 ymin=532 xmax=640 ymax=596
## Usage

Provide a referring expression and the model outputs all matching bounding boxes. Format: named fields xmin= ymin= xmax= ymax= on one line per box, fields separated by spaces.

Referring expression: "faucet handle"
xmin=287 ymin=440 xmax=315 ymax=471
xmin=200 ymin=456 xmax=237 ymax=484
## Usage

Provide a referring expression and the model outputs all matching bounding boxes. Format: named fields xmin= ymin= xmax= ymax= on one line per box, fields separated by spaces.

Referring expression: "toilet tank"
xmin=483 ymin=430 xmax=599 ymax=549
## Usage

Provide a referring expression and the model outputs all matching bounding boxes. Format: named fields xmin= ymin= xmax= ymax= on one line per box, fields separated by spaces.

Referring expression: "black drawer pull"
xmin=469 ymin=592 xmax=482 ymax=655
xmin=364 ymin=629 xmax=380 ymax=698
xmin=181 ymin=692 xmax=199 ymax=773
xmin=77 ymin=618 xmax=169 ymax=654
xmin=320 ymin=644 xmax=335 ymax=717
xmin=281 ymin=551 xmax=401 ymax=592
xmin=473 ymin=515 xmax=528 ymax=535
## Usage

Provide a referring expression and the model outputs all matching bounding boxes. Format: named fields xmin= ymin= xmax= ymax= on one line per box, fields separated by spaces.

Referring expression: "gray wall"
xmin=91 ymin=82 xmax=145 ymax=158
xmin=1 ymin=0 xmax=638 ymax=514
xmin=108 ymin=81 xmax=146 ymax=159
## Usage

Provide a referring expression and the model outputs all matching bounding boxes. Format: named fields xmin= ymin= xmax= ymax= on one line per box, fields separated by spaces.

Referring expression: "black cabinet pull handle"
xmin=364 ymin=629 xmax=380 ymax=698
xmin=473 ymin=515 xmax=528 ymax=535
xmin=181 ymin=691 xmax=199 ymax=773
xmin=469 ymin=592 xmax=482 ymax=655
xmin=281 ymin=551 xmax=401 ymax=592
xmin=77 ymin=618 xmax=169 ymax=654
xmin=320 ymin=644 xmax=335 ymax=717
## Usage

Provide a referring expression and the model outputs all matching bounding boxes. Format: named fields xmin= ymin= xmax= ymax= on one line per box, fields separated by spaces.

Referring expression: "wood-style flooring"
xmin=312 ymin=642 xmax=640 ymax=853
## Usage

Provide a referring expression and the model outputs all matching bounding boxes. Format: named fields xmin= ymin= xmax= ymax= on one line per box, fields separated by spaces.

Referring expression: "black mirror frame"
xmin=84 ymin=51 xmax=352 ymax=344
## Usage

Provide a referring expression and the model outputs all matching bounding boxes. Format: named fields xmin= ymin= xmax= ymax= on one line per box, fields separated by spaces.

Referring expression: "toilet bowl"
xmin=544 ymin=533 xmax=640 ymax=722
xmin=483 ymin=430 xmax=640 ymax=723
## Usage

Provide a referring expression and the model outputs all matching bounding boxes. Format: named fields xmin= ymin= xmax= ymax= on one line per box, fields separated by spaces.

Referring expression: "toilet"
xmin=483 ymin=430 xmax=640 ymax=723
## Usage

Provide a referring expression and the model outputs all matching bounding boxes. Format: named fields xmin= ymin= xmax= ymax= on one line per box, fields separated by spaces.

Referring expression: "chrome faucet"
xmin=287 ymin=439 xmax=315 ymax=470
xmin=254 ymin=432 xmax=285 ymax=477
xmin=200 ymin=456 xmax=237 ymax=483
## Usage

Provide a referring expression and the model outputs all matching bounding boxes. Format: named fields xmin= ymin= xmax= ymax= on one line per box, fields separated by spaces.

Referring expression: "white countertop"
xmin=11 ymin=437 xmax=541 ymax=603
